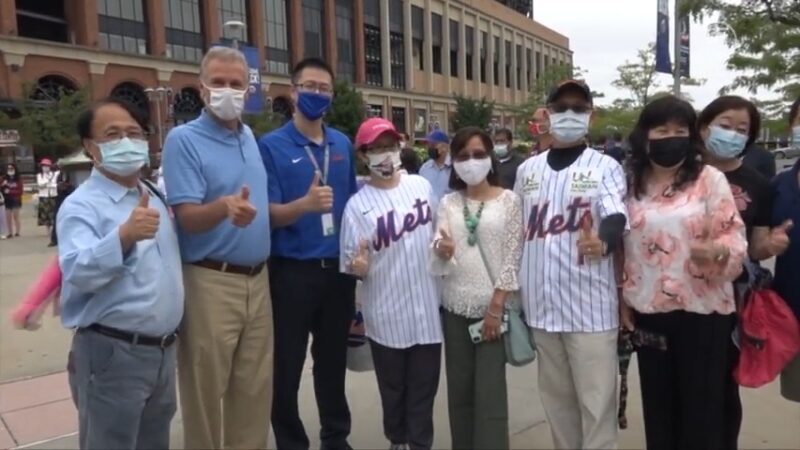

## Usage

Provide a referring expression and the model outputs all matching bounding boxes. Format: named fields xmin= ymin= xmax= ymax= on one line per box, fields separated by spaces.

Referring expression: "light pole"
xmin=223 ymin=20 xmax=246 ymax=49
xmin=672 ymin=0 xmax=682 ymax=96
xmin=144 ymin=86 xmax=172 ymax=148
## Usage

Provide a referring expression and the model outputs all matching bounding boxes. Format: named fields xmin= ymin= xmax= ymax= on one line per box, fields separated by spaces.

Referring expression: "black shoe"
xmin=47 ymin=242 xmax=56 ymax=247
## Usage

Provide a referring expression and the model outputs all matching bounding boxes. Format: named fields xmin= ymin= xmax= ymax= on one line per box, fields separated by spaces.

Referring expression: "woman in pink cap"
xmin=36 ymin=158 xmax=59 ymax=240
xmin=340 ymin=117 xmax=443 ymax=450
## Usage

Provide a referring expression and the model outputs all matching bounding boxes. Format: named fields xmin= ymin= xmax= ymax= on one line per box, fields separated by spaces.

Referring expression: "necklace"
xmin=462 ymin=200 xmax=485 ymax=246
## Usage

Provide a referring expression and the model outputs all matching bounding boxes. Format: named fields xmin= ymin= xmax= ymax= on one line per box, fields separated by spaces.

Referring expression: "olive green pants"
xmin=442 ymin=310 xmax=509 ymax=450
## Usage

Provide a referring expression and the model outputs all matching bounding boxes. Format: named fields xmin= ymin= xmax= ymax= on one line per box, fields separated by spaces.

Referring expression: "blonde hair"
xmin=200 ymin=46 xmax=248 ymax=82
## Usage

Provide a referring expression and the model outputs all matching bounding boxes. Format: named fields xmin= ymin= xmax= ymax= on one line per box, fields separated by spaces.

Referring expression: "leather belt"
xmin=84 ymin=324 xmax=178 ymax=348
xmin=193 ymin=259 xmax=267 ymax=276
xmin=270 ymin=257 xmax=339 ymax=270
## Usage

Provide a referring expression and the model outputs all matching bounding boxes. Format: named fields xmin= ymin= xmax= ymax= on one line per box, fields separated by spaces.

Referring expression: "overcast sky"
xmin=533 ymin=0 xmax=757 ymax=108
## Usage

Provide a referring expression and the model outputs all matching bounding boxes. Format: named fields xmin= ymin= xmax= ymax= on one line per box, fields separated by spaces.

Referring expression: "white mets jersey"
xmin=339 ymin=174 xmax=443 ymax=348
xmin=514 ymin=148 xmax=628 ymax=332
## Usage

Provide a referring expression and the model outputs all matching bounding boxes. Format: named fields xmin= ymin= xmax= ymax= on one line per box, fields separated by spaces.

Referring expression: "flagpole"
xmin=672 ymin=0 xmax=681 ymax=96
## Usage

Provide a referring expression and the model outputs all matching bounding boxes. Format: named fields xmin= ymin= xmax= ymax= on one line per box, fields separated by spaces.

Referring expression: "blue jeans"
xmin=68 ymin=329 xmax=177 ymax=450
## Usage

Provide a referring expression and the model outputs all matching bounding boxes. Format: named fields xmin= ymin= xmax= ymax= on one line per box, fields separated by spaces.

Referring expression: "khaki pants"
xmin=533 ymin=329 xmax=618 ymax=450
xmin=178 ymin=264 xmax=274 ymax=450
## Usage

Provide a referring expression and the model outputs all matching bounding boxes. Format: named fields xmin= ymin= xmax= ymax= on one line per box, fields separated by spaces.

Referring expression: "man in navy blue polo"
xmin=259 ymin=57 xmax=358 ymax=450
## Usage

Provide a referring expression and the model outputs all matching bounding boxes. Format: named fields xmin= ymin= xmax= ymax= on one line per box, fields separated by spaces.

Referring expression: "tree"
xmin=0 ymin=84 xmax=90 ymax=160
xmin=243 ymin=109 xmax=285 ymax=136
xmin=684 ymin=0 xmax=800 ymax=101
xmin=613 ymin=43 xmax=659 ymax=108
xmin=325 ymin=80 xmax=365 ymax=139
xmin=450 ymin=95 xmax=494 ymax=131
xmin=588 ymin=105 xmax=641 ymax=143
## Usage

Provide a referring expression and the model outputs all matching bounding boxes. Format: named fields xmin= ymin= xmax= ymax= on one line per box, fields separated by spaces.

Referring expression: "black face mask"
xmin=648 ymin=136 xmax=690 ymax=168
xmin=427 ymin=147 xmax=440 ymax=160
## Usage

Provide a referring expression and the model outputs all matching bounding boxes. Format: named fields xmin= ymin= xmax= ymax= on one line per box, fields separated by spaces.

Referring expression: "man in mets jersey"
xmin=514 ymin=80 xmax=628 ymax=450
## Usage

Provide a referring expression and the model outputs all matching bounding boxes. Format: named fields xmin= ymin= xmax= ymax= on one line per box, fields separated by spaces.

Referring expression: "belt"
xmin=84 ymin=324 xmax=178 ymax=348
xmin=271 ymin=257 xmax=339 ymax=269
xmin=193 ymin=259 xmax=266 ymax=276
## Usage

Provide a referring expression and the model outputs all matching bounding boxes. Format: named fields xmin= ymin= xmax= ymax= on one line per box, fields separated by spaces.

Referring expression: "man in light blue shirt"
xmin=58 ymin=98 xmax=183 ymax=450
xmin=162 ymin=46 xmax=272 ymax=450
xmin=419 ymin=129 xmax=453 ymax=202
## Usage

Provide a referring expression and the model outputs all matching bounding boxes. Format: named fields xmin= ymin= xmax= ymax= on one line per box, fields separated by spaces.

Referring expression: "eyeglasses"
xmin=295 ymin=81 xmax=334 ymax=96
xmin=454 ymin=150 xmax=490 ymax=162
xmin=97 ymin=129 xmax=147 ymax=144
xmin=548 ymin=102 xmax=591 ymax=114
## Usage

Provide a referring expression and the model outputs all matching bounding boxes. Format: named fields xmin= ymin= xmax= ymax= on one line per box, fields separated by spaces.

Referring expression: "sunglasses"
xmin=453 ymin=150 xmax=490 ymax=162
xmin=549 ymin=102 xmax=591 ymax=114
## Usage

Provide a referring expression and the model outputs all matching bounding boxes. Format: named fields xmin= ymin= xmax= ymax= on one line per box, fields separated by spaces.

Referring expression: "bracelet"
xmin=487 ymin=308 xmax=502 ymax=319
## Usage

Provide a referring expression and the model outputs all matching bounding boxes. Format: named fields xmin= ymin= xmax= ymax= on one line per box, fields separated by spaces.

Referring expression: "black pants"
xmin=370 ymin=340 xmax=442 ymax=450
xmin=636 ymin=310 xmax=736 ymax=450
xmin=50 ymin=197 xmax=65 ymax=244
xmin=269 ymin=257 xmax=356 ymax=450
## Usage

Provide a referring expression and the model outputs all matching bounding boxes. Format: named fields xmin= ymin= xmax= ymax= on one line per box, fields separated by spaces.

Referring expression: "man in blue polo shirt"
xmin=162 ymin=47 xmax=272 ymax=450
xmin=259 ymin=57 xmax=358 ymax=450
xmin=419 ymin=129 xmax=452 ymax=202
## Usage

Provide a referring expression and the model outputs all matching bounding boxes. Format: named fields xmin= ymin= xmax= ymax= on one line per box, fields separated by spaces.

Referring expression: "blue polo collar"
xmin=197 ymin=109 xmax=244 ymax=136
xmin=285 ymin=120 xmax=332 ymax=149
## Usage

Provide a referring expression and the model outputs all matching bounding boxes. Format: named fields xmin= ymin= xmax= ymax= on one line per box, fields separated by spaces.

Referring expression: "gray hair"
xmin=199 ymin=46 xmax=248 ymax=82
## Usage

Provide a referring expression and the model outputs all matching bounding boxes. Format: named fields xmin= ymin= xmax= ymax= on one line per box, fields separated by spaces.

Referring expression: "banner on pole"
xmin=655 ymin=0 xmax=672 ymax=74
xmin=212 ymin=42 xmax=264 ymax=114
xmin=678 ymin=14 xmax=691 ymax=78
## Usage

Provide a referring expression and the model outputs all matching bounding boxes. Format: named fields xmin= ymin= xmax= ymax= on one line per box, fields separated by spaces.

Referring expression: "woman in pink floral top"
xmin=621 ymin=96 xmax=747 ymax=450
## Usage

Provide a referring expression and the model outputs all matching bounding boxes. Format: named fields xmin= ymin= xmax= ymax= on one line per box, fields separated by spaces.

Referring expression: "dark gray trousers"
xmin=369 ymin=340 xmax=442 ymax=450
xmin=68 ymin=329 xmax=177 ymax=450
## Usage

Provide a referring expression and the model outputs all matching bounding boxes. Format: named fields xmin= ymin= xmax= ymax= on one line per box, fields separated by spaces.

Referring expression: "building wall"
xmin=0 ymin=0 xmax=571 ymax=137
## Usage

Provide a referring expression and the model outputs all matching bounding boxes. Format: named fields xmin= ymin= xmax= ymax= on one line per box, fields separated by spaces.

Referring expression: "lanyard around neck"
xmin=304 ymin=145 xmax=330 ymax=186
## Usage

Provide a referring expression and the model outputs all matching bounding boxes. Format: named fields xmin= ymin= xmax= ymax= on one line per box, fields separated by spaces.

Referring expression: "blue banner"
xmin=241 ymin=45 xmax=264 ymax=114
xmin=678 ymin=14 xmax=691 ymax=78
xmin=655 ymin=0 xmax=672 ymax=74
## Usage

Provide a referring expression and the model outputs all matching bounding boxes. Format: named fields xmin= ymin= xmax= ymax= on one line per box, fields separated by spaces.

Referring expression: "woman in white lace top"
xmin=431 ymin=127 xmax=523 ymax=450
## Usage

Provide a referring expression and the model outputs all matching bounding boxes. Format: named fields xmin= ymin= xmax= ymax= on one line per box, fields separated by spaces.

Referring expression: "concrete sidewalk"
xmin=1 ymin=207 xmax=798 ymax=449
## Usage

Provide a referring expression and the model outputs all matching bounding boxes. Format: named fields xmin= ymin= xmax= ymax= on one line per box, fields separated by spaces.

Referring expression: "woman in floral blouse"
xmin=621 ymin=96 xmax=747 ymax=450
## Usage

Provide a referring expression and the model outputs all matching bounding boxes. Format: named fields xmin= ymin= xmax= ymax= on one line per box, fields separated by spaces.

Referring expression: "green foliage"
xmin=588 ymin=105 xmax=640 ymax=142
xmin=325 ymin=80 xmax=366 ymax=139
xmin=613 ymin=43 xmax=659 ymax=108
xmin=449 ymin=95 xmax=495 ymax=131
xmin=0 ymin=84 xmax=90 ymax=159
xmin=684 ymin=0 xmax=800 ymax=101
xmin=243 ymin=109 xmax=285 ymax=136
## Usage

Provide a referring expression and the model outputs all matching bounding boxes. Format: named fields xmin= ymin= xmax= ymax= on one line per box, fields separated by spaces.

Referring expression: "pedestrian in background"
xmin=36 ymin=158 xmax=59 ymax=241
xmin=50 ymin=168 xmax=75 ymax=246
xmin=492 ymin=128 xmax=524 ymax=189
xmin=260 ymin=57 xmax=358 ymax=450
xmin=400 ymin=147 xmax=422 ymax=174
xmin=2 ymin=163 xmax=23 ymax=238
xmin=432 ymin=127 xmax=523 ymax=450
xmin=621 ymin=96 xmax=747 ymax=450
xmin=605 ymin=132 xmax=625 ymax=163
xmin=341 ymin=118 xmax=442 ymax=450
xmin=419 ymin=129 xmax=453 ymax=202
xmin=58 ymin=98 xmax=183 ymax=450
xmin=162 ymin=46 xmax=273 ymax=450
xmin=528 ymin=107 xmax=552 ymax=156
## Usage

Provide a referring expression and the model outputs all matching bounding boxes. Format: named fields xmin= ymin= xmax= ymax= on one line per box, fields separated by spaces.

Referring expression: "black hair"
xmin=291 ymin=57 xmax=335 ymax=85
xmin=494 ymin=128 xmax=513 ymax=142
xmin=628 ymin=95 xmax=704 ymax=199
xmin=4 ymin=163 xmax=20 ymax=182
xmin=400 ymin=147 xmax=421 ymax=174
xmin=790 ymin=96 xmax=800 ymax=126
xmin=697 ymin=95 xmax=761 ymax=148
xmin=77 ymin=98 xmax=148 ymax=140
xmin=448 ymin=127 xmax=500 ymax=190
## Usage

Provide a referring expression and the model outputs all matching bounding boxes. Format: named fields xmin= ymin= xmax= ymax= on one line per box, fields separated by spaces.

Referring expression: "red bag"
xmin=734 ymin=288 xmax=800 ymax=388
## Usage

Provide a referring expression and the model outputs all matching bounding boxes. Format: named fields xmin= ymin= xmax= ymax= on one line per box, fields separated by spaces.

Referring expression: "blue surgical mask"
xmin=297 ymin=92 xmax=332 ymax=121
xmin=705 ymin=126 xmax=748 ymax=159
xmin=793 ymin=126 xmax=800 ymax=145
xmin=97 ymin=137 xmax=150 ymax=176
xmin=494 ymin=144 xmax=509 ymax=158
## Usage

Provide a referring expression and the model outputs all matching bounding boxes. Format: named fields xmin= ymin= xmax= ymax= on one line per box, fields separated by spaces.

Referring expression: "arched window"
xmin=173 ymin=87 xmax=204 ymax=124
xmin=29 ymin=75 xmax=77 ymax=102
xmin=110 ymin=82 xmax=149 ymax=120
xmin=272 ymin=96 xmax=293 ymax=121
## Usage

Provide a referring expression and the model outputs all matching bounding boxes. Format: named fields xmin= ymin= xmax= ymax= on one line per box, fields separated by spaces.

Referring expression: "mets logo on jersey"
xmin=569 ymin=167 xmax=601 ymax=195
xmin=373 ymin=198 xmax=432 ymax=251
xmin=525 ymin=197 xmax=591 ymax=240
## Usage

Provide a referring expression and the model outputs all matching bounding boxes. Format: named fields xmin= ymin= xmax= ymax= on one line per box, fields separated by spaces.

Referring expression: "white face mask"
xmin=204 ymin=85 xmax=246 ymax=121
xmin=494 ymin=144 xmax=509 ymax=158
xmin=549 ymin=110 xmax=591 ymax=143
xmin=42 ymin=167 xmax=51 ymax=174
xmin=366 ymin=151 xmax=401 ymax=179
xmin=453 ymin=158 xmax=492 ymax=186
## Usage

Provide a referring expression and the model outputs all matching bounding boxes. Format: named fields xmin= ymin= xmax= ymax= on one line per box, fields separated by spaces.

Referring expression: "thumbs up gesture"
xmin=224 ymin=185 xmax=257 ymax=228
xmin=689 ymin=217 xmax=728 ymax=267
xmin=350 ymin=239 xmax=371 ymax=278
xmin=768 ymin=219 xmax=793 ymax=256
xmin=304 ymin=171 xmax=334 ymax=213
xmin=121 ymin=191 xmax=160 ymax=242
xmin=434 ymin=228 xmax=455 ymax=260
xmin=577 ymin=214 xmax=604 ymax=262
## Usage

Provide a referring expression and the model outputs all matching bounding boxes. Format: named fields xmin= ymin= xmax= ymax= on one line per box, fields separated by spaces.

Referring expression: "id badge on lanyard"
xmin=304 ymin=145 xmax=336 ymax=236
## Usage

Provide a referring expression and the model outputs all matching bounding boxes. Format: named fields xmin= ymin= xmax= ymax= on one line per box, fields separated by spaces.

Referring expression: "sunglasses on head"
xmin=454 ymin=150 xmax=490 ymax=162
xmin=549 ymin=102 xmax=591 ymax=114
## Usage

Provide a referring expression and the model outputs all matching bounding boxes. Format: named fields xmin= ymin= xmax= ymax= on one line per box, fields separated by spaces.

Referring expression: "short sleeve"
xmin=597 ymin=161 xmax=628 ymax=221
xmin=258 ymin=136 xmax=283 ymax=204
xmin=162 ymin=128 xmax=206 ymax=205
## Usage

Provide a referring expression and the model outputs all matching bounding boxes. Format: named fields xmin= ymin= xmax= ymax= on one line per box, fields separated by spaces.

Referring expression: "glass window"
xmin=16 ymin=0 xmax=69 ymax=43
xmin=364 ymin=0 xmax=380 ymax=27
xmin=303 ymin=0 xmax=323 ymax=58
xmin=516 ymin=44 xmax=522 ymax=90
xmin=505 ymin=40 xmax=511 ymax=88
xmin=412 ymin=6 xmax=424 ymax=71
xmin=432 ymin=13 xmax=443 ymax=74
xmin=526 ymin=48 xmax=532 ymax=86
xmin=364 ymin=24 xmax=382 ymax=86
xmin=480 ymin=31 xmax=487 ymax=83
xmin=97 ymin=0 xmax=148 ymax=55
xmin=391 ymin=31 xmax=405 ymax=90
xmin=493 ymin=36 xmax=500 ymax=85
xmin=218 ymin=0 xmax=249 ymax=43
xmin=164 ymin=0 xmax=203 ymax=62
xmin=392 ymin=107 xmax=406 ymax=133
xmin=335 ymin=0 xmax=355 ymax=82
xmin=449 ymin=19 xmax=459 ymax=78
xmin=465 ymin=26 xmax=474 ymax=81
xmin=536 ymin=50 xmax=542 ymax=79
xmin=264 ymin=0 xmax=290 ymax=74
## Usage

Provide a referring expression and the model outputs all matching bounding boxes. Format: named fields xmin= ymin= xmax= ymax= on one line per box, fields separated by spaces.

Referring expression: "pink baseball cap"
xmin=355 ymin=118 xmax=401 ymax=149
xmin=40 ymin=158 xmax=53 ymax=166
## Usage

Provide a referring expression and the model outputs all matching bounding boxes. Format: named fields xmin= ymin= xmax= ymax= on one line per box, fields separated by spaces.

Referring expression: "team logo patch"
xmin=569 ymin=167 xmax=601 ymax=195
xmin=520 ymin=173 xmax=541 ymax=194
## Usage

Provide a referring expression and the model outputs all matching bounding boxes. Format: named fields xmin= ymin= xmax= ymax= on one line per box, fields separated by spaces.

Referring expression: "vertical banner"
xmin=655 ymin=0 xmax=672 ymax=74
xmin=241 ymin=45 xmax=264 ymax=114
xmin=678 ymin=14 xmax=691 ymax=78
